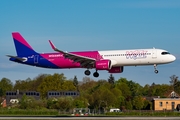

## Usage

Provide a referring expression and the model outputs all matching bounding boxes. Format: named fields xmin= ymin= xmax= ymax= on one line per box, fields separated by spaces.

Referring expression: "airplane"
xmin=7 ymin=32 xmax=176 ymax=77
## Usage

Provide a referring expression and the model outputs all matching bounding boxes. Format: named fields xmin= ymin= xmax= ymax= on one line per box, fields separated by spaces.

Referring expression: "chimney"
xmin=16 ymin=89 xmax=19 ymax=95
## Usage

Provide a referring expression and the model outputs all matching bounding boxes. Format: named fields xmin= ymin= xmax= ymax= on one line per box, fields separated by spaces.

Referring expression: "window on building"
xmin=159 ymin=102 xmax=163 ymax=107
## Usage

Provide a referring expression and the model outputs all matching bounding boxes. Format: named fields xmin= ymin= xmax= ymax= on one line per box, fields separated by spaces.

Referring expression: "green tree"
xmin=47 ymin=98 xmax=58 ymax=109
xmin=61 ymin=80 xmax=76 ymax=90
xmin=116 ymin=82 xmax=131 ymax=99
xmin=143 ymin=99 xmax=152 ymax=110
xmin=0 ymin=78 xmax=13 ymax=96
xmin=142 ymin=84 xmax=150 ymax=96
xmin=108 ymin=74 xmax=115 ymax=85
xmin=73 ymin=97 xmax=88 ymax=108
xmin=38 ymin=73 xmax=66 ymax=98
xmin=174 ymin=81 xmax=180 ymax=95
xmin=31 ymin=74 xmax=49 ymax=91
xmin=148 ymin=82 xmax=157 ymax=96
xmin=170 ymin=75 xmax=179 ymax=91
xmin=125 ymin=101 xmax=133 ymax=110
xmin=133 ymin=96 xmax=144 ymax=110
xmin=19 ymin=94 xmax=37 ymax=109
xmin=56 ymin=97 xmax=74 ymax=111
xmin=111 ymin=88 xmax=123 ymax=107
xmin=13 ymin=78 xmax=32 ymax=91
xmin=170 ymin=75 xmax=178 ymax=85
xmin=127 ymin=80 xmax=142 ymax=97
xmin=147 ymin=83 xmax=171 ymax=97
xmin=73 ymin=76 xmax=79 ymax=91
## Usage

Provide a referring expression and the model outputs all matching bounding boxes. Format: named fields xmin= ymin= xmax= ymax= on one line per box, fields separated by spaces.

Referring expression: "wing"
xmin=48 ymin=40 xmax=96 ymax=68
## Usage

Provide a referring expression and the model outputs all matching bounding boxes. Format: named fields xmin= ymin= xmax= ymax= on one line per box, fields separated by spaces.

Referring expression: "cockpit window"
xmin=161 ymin=52 xmax=170 ymax=55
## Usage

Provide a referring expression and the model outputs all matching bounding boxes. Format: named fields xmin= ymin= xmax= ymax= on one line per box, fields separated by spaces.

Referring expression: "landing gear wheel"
xmin=84 ymin=70 xmax=91 ymax=76
xmin=154 ymin=64 xmax=158 ymax=74
xmin=93 ymin=72 xmax=99 ymax=77
xmin=154 ymin=70 xmax=158 ymax=74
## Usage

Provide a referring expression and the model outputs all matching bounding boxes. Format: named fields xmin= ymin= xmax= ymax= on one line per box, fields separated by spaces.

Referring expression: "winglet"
xmin=48 ymin=40 xmax=56 ymax=50
xmin=48 ymin=40 xmax=65 ymax=53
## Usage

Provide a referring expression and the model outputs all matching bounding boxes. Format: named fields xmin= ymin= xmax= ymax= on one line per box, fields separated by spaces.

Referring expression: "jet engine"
xmin=95 ymin=59 xmax=117 ymax=70
xmin=95 ymin=60 xmax=110 ymax=70
xmin=108 ymin=66 xmax=124 ymax=73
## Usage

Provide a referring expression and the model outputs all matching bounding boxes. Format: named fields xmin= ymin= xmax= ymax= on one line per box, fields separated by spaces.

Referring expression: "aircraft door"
xmin=34 ymin=55 xmax=39 ymax=64
xmin=152 ymin=49 xmax=157 ymax=59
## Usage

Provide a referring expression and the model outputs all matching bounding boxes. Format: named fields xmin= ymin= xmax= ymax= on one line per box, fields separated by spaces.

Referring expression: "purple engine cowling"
xmin=95 ymin=60 xmax=111 ymax=70
xmin=108 ymin=66 xmax=124 ymax=73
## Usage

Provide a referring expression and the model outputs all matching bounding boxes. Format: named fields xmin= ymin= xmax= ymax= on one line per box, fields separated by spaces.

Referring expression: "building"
xmin=153 ymin=91 xmax=180 ymax=111
xmin=6 ymin=90 xmax=40 ymax=105
xmin=47 ymin=91 xmax=80 ymax=99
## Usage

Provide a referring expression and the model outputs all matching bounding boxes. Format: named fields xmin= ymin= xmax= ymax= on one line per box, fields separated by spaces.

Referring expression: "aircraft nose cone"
xmin=172 ymin=55 xmax=176 ymax=61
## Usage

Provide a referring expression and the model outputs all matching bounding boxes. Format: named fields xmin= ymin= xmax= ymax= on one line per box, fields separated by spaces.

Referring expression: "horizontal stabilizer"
xmin=6 ymin=55 xmax=27 ymax=62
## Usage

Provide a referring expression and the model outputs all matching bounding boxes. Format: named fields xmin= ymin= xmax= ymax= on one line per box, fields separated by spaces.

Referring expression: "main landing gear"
xmin=84 ymin=69 xmax=99 ymax=77
xmin=154 ymin=64 xmax=158 ymax=74
xmin=84 ymin=70 xmax=91 ymax=76
xmin=93 ymin=71 xmax=99 ymax=77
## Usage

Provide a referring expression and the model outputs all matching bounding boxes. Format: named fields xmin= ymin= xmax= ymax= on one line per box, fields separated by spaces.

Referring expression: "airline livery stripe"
xmin=12 ymin=33 xmax=33 ymax=50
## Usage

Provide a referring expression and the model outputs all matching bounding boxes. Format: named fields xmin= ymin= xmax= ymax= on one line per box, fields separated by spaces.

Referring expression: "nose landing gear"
xmin=154 ymin=64 xmax=158 ymax=74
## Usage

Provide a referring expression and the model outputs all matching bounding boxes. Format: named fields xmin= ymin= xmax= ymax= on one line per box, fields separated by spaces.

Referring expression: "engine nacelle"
xmin=108 ymin=66 xmax=124 ymax=73
xmin=95 ymin=60 xmax=111 ymax=70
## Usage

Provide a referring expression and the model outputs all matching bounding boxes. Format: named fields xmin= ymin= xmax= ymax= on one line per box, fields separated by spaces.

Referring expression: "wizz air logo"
xmin=126 ymin=50 xmax=147 ymax=60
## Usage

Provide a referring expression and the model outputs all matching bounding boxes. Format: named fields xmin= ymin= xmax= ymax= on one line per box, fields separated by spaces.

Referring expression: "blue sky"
xmin=0 ymin=0 xmax=180 ymax=86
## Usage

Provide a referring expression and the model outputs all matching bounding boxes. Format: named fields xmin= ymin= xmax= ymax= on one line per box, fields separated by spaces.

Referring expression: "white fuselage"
xmin=99 ymin=48 xmax=176 ymax=66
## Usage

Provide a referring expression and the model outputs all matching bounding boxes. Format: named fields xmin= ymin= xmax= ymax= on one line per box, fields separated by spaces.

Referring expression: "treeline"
xmin=0 ymin=73 xmax=180 ymax=110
